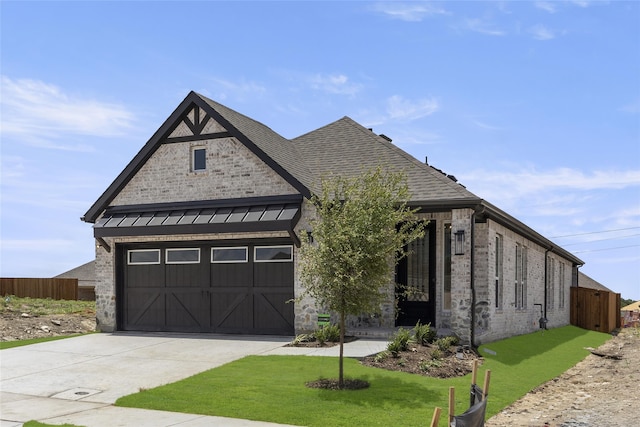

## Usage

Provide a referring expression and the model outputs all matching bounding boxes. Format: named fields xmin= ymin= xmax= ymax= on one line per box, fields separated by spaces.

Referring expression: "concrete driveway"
xmin=0 ymin=333 xmax=387 ymax=426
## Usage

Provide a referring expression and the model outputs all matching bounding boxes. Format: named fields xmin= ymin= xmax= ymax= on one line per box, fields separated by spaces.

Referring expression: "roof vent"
xmin=379 ymin=134 xmax=392 ymax=142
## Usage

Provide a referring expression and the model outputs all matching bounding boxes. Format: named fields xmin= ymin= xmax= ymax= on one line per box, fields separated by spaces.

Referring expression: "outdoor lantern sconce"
xmin=454 ymin=230 xmax=465 ymax=255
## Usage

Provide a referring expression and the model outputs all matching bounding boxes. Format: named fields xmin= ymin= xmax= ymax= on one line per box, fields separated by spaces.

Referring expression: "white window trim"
xmin=254 ymin=245 xmax=293 ymax=263
xmin=128 ymin=249 xmax=161 ymax=265
xmin=211 ymin=247 xmax=248 ymax=263
xmin=165 ymin=248 xmax=201 ymax=264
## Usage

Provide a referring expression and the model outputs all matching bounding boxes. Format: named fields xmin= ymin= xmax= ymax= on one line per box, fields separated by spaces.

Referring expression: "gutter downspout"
xmin=470 ymin=210 xmax=477 ymax=348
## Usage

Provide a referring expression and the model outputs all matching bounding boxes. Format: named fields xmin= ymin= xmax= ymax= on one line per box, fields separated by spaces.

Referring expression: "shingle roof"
xmin=622 ymin=301 xmax=640 ymax=311
xmin=578 ymin=272 xmax=616 ymax=293
xmin=293 ymin=116 xmax=479 ymax=202
xmin=198 ymin=94 xmax=316 ymax=196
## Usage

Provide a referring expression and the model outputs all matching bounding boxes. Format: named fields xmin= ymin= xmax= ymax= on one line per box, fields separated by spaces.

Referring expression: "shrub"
xmin=292 ymin=334 xmax=314 ymax=346
xmin=413 ymin=321 xmax=436 ymax=345
xmin=374 ymin=351 xmax=390 ymax=362
xmin=387 ymin=327 xmax=414 ymax=356
xmin=435 ymin=336 xmax=459 ymax=352
xmin=430 ymin=348 xmax=442 ymax=360
xmin=313 ymin=324 xmax=340 ymax=345
xmin=419 ymin=359 xmax=442 ymax=371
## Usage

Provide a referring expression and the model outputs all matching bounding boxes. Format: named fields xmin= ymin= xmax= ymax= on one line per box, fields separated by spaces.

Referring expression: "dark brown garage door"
xmin=119 ymin=240 xmax=294 ymax=335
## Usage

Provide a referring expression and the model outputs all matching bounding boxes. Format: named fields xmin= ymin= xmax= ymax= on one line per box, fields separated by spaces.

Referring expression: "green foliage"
xmin=430 ymin=348 xmax=442 ymax=360
xmin=373 ymin=350 xmax=390 ymax=362
xmin=419 ymin=359 xmax=442 ymax=371
xmin=435 ymin=336 xmax=459 ymax=352
xmin=313 ymin=324 xmax=340 ymax=344
xmin=620 ymin=297 xmax=635 ymax=307
xmin=387 ymin=327 xmax=414 ymax=356
xmin=298 ymin=168 xmax=425 ymax=319
xmin=291 ymin=334 xmax=314 ymax=346
xmin=413 ymin=321 xmax=437 ymax=345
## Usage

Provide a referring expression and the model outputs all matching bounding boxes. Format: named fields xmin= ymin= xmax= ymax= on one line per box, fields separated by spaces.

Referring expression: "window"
xmin=559 ymin=262 xmax=565 ymax=309
xmin=547 ymin=257 xmax=555 ymax=310
xmin=443 ymin=224 xmax=452 ymax=310
xmin=212 ymin=247 xmax=248 ymax=263
xmin=255 ymin=245 xmax=293 ymax=262
xmin=166 ymin=248 xmax=200 ymax=264
xmin=192 ymin=147 xmax=206 ymax=171
xmin=128 ymin=249 xmax=160 ymax=265
xmin=406 ymin=235 xmax=429 ymax=302
xmin=495 ymin=234 xmax=503 ymax=309
xmin=515 ymin=244 xmax=527 ymax=309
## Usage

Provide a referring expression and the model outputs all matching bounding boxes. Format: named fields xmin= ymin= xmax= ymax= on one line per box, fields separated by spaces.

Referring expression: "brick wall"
xmin=111 ymin=137 xmax=298 ymax=206
xmin=473 ymin=219 xmax=573 ymax=344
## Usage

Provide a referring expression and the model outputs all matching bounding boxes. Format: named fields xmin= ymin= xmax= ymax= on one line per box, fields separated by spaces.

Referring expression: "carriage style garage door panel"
xmin=119 ymin=241 xmax=294 ymax=335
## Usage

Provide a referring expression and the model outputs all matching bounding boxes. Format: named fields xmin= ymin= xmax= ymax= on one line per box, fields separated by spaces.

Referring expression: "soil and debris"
xmin=0 ymin=299 xmax=96 ymax=342
xmin=486 ymin=327 xmax=640 ymax=427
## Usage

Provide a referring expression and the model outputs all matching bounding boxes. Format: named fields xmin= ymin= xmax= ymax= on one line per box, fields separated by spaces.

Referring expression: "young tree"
xmin=299 ymin=167 xmax=425 ymax=388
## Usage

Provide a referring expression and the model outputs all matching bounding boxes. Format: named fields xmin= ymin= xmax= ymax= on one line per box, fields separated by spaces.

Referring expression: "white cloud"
xmin=464 ymin=18 xmax=506 ymax=36
xmin=207 ymin=77 xmax=267 ymax=101
xmin=472 ymin=119 xmax=504 ymax=131
xmin=535 ymin=1 xmax=557 ymax=13
xmin=308 ymin=73 xmax=362 ymax=96
xmin=463 ymin=167 xmax=640 ymax=196
xmin=569 ymin=0 xmax=591 ymax=7
xmin=386 ymin=95 xmax=439 ymax=121
xmin=0 ymin=76 xmax=135 ymax=145
xmin=372 ymin=2 xmax=449 ymax=22
xmin=530 ymin=24 xmax=556 ymax=40
xmin=619 ymin=99 xmax=640 ymax=114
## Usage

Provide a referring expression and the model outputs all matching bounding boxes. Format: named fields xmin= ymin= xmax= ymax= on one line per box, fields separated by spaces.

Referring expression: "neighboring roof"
xmin=578 ymin=272 xmax=616 ymax=293
xmin=54 ymin=261 xmax=95 ymax=282
xmin=621 ymin=301 xmax=640 ymax=311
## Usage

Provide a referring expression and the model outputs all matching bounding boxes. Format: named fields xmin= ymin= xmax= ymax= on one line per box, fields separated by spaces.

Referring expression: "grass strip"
xmin=0 ymin=334 xmax=85 ymax=350
xmin=116 ymin=325 xmax=609 ymax=427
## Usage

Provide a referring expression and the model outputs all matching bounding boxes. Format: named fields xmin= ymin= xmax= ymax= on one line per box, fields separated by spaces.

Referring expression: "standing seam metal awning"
xmin=93 ymin=196 xmax=302 ymax=242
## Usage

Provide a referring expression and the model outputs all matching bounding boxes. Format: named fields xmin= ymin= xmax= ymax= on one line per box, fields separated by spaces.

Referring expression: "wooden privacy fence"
xmin=570 ymin=286 xmax=621 ymax=333
xmin=0 ymin=278 xmax=78 ymax=300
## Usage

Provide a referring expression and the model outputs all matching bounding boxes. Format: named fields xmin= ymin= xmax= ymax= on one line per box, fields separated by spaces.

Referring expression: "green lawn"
xmin=0 ymin=334 xmax=84 ymax=350
xmin=116 ymin=326 xmax=610 ymax=427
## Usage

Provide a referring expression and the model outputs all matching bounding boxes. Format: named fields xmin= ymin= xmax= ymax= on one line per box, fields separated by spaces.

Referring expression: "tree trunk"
xmin=339 ymin=309 xmax=345 ymax=388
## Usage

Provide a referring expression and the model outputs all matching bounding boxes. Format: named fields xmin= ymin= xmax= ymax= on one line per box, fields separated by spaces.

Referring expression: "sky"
xmin=1 ymin=0 xmax=639 ymax=300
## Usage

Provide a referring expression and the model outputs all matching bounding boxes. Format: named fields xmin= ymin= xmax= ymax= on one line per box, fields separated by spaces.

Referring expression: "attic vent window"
xmin=192 ymin=147 xmax=206 ymax=171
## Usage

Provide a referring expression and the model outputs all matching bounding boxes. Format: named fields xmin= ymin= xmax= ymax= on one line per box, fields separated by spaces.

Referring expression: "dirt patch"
xmin=0 ymin=309 xmax=96 ymax=341
xmin=306 ymin=378 xmax=370 ymax=390
xmin=486 ymin=328 xmax=640 ymax=427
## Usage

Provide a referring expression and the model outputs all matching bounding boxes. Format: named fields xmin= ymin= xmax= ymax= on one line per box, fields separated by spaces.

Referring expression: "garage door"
xmin=119 ymin=240 xmax=294 ymax=335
